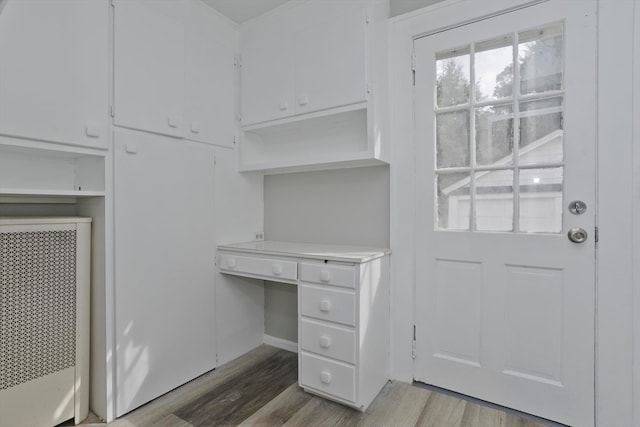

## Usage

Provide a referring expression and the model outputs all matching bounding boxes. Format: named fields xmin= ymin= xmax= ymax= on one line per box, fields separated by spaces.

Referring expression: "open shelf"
xmin=239 ymin=104 xmax=387 ymax=174
xmin=0 ymin=143 xmax=106 ymax=202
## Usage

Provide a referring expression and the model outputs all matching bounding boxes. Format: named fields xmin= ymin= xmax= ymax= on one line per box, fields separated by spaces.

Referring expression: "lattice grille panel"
xmin=0 ymin=230 xmax=77 ymax=390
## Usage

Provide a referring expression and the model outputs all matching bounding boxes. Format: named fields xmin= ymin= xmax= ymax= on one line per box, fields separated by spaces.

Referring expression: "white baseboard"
xmin=263 ymin=334 xmax=298 ymax=353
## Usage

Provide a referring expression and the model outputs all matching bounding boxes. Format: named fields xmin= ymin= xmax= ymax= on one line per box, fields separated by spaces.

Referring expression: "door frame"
xmin=389 ymin=1 xmax=639 ymax=426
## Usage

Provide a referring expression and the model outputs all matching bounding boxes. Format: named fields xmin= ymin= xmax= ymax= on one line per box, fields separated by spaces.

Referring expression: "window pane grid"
xmin=433 ymin=22 xmax=565 ymax=234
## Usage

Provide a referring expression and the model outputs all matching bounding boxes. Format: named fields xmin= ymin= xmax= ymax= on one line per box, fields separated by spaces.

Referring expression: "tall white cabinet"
xmin=113 ymin=129 xmax=217 ymax=416
xmin=110 ymin=0 xmax=245 ymax=418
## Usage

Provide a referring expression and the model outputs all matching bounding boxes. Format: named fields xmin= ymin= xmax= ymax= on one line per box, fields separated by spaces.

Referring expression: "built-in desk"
xmin=217 ymin=241 xmax=390 ymax=411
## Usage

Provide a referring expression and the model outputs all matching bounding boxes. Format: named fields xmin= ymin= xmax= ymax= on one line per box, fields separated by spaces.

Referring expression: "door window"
xmin=434 ymin=22 xmax=564 ymax=233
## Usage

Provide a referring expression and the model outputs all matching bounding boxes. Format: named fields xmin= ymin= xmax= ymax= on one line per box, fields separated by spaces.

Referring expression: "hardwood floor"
xmin=82 ymin=345 xmax=555 ymax=427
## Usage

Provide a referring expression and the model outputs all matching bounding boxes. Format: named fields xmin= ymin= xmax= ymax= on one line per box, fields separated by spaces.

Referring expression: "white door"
xmin=413 ymin=2 xmax=596 ymax=426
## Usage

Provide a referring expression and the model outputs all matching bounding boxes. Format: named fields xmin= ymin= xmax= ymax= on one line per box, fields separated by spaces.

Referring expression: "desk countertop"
xmin=218 ymin=240 xmax=390 ymax=263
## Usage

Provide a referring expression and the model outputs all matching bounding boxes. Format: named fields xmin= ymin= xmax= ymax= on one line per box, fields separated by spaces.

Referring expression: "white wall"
xmin=264 ymin=165 xmax=390 ymax=247
xmin=263 ymin=165 xmax=390 ymax=342
xmin=391 ymin=0 xmax=445 ymax=17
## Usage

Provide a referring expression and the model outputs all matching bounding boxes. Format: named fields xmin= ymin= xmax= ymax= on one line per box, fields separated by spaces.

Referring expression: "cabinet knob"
xmin=168 ymin=116 xmax=181 ymax=128
xmin=279 ymin=100 xmax=289 ymax=111
xmin=320 ymin=370 xmax=332 ymax=384
xmin=227 ymin=258 xmax=236 ymax=269
xmin=319 ymin=299 xmax=331 ymax=312
xmin=272 ymin=264 xmax=283 ymax=275
xmin=319 ymin=335 xmax=331 ymax=349
xmin=85 ymin=124 xmax=101 ymax=138
xmin=191 ymin=122 xmax=200 ymax=133
xmin=298 ymin=95 xmax=309 ymax=106
xmin=319 ymin=270 xmax=331 ymax=282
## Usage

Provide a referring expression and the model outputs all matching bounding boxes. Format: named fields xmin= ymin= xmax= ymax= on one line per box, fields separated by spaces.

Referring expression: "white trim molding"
xmin=263 ymin=334 xmax=298 ymax=354
xmin=597 ymin=1 xmax=636 ymax=426
xmin=633 ymin=1 xmax=640 ymax=425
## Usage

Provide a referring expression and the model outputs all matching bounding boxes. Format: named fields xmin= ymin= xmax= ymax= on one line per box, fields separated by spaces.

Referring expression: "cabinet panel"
xmin=219 ymin=252 xmax=298 ymax=282
xmin=114 ymin=129 xmax=216 ymax=416
xmin=300 ymin=352 xmax=356 ymax=403
xmin=114 ymin=0 xmax=185 ymax=137
xmin=184 ymin=1 xmax=237 ymax=147
xmin=300 ymin=318 xmax=356 ymax=364
xmin=240 ymin=36 xmax=295 ymax=126
xmin=299 ymin=284 xmax=356 ymax=327
xmin=294 ymin=6 xmax=368 ymax=115
xmin=0 ymin=0 xmax=109 ymax=149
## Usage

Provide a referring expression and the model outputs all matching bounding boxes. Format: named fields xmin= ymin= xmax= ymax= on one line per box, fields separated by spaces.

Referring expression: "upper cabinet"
xmin=241 ymin=1 xmax=368 ymax=126
xmin=239 ymin=0 xmax=390 ymax=174
xmin=0 ymin=0 xmax=109 ymax=149
xmin=114 ymin=0 xmax=185 ymax=138
xmin=293 ymin=4 xmax=368 ymax=117
xmin=113 ymin=0 xmax=238 ymax=147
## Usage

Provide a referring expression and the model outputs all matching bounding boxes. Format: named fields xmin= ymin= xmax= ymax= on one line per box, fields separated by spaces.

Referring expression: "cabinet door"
xmin=185 ymin=1 xmax=236 ymax=147
xmin=294 ymin=3 xmax=368 ymax=115
xmin=0 ymin=0 xmax=109 ymax=149
xmin=241 ymin=34 xmax=294 ymax=126
xmin=114 ymin=0 xmax=185 ymax=137
xmin=114 ymin=129 xmax=216 ymax=416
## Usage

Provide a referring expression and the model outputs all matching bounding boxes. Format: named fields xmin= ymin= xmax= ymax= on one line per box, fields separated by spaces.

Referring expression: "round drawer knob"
xmin=320 ymin=370 xmax=332 ymax=384
xmin=319 ymin=335 xmax=331 ymax=349
xmin=319 ymin=270 xmax=331 ymax=282
xmin=319 ymin=299 xmax=332 ymax=312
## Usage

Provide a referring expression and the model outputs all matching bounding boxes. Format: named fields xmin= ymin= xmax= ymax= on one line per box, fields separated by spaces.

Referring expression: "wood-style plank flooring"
xmin=77 ymin=345 xmax=555 ymax=427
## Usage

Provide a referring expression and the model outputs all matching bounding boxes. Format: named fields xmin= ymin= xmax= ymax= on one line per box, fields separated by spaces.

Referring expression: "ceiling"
xmin=202 ymin=0 xmax=292 ymax=24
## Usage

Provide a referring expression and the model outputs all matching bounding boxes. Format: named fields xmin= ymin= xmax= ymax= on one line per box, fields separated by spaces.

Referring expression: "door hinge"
xmin=412 ymin=325 xmax=417 ymax=359
xmin=110 ymin=105 xmax=115 ymax=117
xmin=366 ymin=82 xmax=373 ymax=94
xmin=365 ymin=8 xmax=371 ymax=24
xmin=411 ymin=53 xmax=416 ymax=86
xmin=110 ymin=0 xmax=115 ymax=7
xmin=233 ymin=135 xmax=237 ymax=145
xmin=594 ymin=226 xmax=599 ymax=243
xmin=234 ymin=55 xmax=242 ymax=68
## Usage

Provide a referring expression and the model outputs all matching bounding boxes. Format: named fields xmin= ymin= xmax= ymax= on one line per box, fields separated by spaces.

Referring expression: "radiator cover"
xmin=0 ymin=218 xmax=91 ymax=427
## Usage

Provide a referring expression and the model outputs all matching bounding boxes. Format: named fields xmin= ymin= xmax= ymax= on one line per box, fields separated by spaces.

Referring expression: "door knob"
xmin=568 ymin=227 xmax=588 ymax=243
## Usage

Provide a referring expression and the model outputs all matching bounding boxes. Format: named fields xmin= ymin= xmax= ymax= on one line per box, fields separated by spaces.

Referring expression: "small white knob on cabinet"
xmin=227 ymin=258 xmax=236 ymax=269
xmin=320 ymin=370 xmax=332 ymax=384
xmin=319 ymin=299 xmax=331 ymax=312
xmin=319 ymin=335 xmax=331 ymax=349
xmin=279 ymin=100 xmax=289 ymax=111
xmin=190 ymin=122 xmax=200 ymax=133
xmin=319 ymin=270 xmax=331 ymax=282
xmin=272 ymin=264 xmax=283 ymax=275
xmin=168 ymin=116 xmax=181 ymax=128
xmin=298 ymin=95 xmax=309 ymax=106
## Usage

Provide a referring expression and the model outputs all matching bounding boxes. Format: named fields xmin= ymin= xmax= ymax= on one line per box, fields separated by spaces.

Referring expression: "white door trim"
xmin=389 ymin=1 xmax=637 ymax=425
xmin=633 ymin=1 xmax=640 ymax=425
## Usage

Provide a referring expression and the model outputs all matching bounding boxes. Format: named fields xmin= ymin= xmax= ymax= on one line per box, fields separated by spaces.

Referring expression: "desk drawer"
xmin=300 ymin=284 xmax=355 ymax=326
xmin=300 ymin=352 xmax=355 ymax=403
xmin=219 ymin=252 xmax=297 ymax=281
xmin=300 ymin=318 xmax=355 ymax=364
xmin=300 ymin=263 xmax=355 ymax=289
